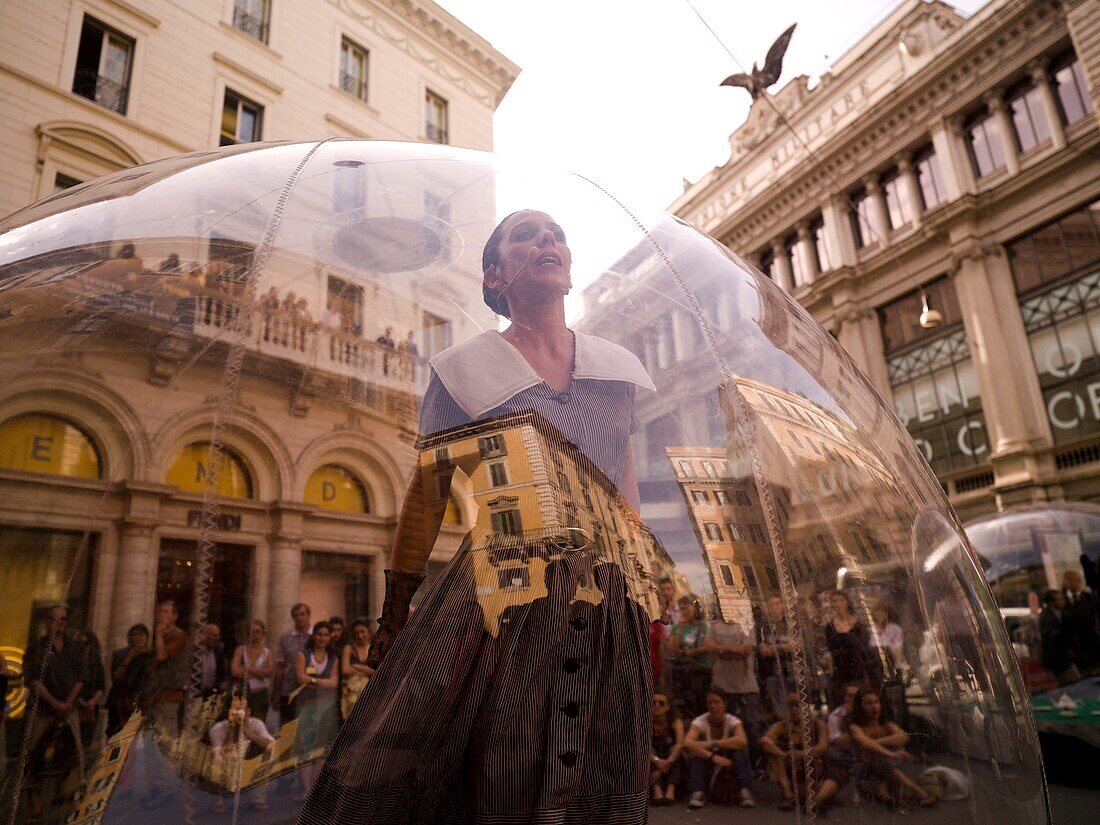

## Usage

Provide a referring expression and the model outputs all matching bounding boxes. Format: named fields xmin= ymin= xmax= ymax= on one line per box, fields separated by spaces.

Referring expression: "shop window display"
xmin=0 ymin=141 xmax=1048 ymax=823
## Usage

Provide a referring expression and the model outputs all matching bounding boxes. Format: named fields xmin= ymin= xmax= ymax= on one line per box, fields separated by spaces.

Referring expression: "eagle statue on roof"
xmin=720 ymin=23 xmax=797 ymax=101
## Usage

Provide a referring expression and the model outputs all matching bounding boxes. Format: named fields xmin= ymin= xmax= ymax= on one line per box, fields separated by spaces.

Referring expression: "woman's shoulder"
xmin=573 ymin=332 xmax=655 ymax=390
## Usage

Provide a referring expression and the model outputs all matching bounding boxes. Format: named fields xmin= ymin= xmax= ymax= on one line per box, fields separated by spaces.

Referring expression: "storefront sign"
xmin=1026 ymin=303 xmax=1100 ymax=444
xmin=186 ymin=509 xmax=242 ymax=531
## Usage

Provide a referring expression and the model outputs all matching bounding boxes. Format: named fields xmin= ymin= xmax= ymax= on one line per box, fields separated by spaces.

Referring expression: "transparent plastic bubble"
xmin=0 ymin=140 xmax=1047 ymax=823
xmin=966 ymin=503 xmax=1100 ymax=788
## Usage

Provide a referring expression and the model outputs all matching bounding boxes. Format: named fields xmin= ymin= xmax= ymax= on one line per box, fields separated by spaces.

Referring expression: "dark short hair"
xmin=481 ymin=211 xmax=524 ymax=319
xmin=291 ymin=602 xmax=311 ymax=616
xmin=128 ymin=623 xmax=150 ymax=638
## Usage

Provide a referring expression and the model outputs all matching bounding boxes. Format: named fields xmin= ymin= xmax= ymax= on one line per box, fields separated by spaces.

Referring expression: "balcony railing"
xmin=72 ymin=67 xmax=128 ymax=114
xmin=340 ymin=71 xmax=365 ymax=100
xmin=232 ymin=6 xmax=268 ymax=43
xmin=184 ymin=290 xmax=417 ymax=387
xmin=425 ymin=123 xmax=448 ymax=144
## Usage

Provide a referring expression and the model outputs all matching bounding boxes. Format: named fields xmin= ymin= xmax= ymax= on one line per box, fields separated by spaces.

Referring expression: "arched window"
xmin=166 ymin=442 xmax=252 ymax=499
xmin=305 ymin=464 xmax=370 ymax=513
xmin=0 ymin=414 xmax=102 ymax=479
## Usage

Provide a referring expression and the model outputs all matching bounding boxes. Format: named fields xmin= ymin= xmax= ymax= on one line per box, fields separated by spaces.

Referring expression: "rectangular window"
xmin=882 ymin=174 xmax=910 ymax=230
xmin=788 ymin=430 xmax=804 ymax=449
xmin=915 ymin=147 xmax=946 ymax=211
xmin=498 ymin=567 xmax=530 ymax=589
xmin=489 ymin=462 xmax=508 ymax=486
xmin=878 ymin=278 xmax=963 ymax=353
xmin=677 ymin=460 xmax=693 ymax=477
xmin=966 ymin=111 xmax=1006 ymax=178
xmin=691 ymin=490 xmax=710 ymax=505
xmin=714 ymin=490 xmax=731 ymax=505
xmin=433 ymin=446 xmax=450 ymax=467
xmin=1053 ymin=55 xmax=1093 ymax=126
xmin=719 ymin=564 xmax=735 ymax=587
xmin=727 ymin=522 xmax=744 ymax=542
xmin=1013 ymin=200 xmax=1100 ymax=446
xmin=811 ymin=217 xmax=832 ymax=272
xmin=557 ymin=470 xmax=570 ymax=492
xmin=72 ymin=16 xmax=133 ymax=114
xmin=747 ymin=523 xmax=765 ymax=544
xmin=1009 ymin=83 xmax=1050 ymax=152
xmin=741 ymin=565 xmax=758 ymax=589
xmin=850 ymin=189 xmax=874 ymax=249
xmin=734 ymin=490 xmax=751 ymax=507
xmin=220 ymin=90 xmax=263 ymax=146
xmin=764 ymin=566 xmax=780 ymax=589
xmin=54 ymin=173 xmax=82 ymax=193
xmin=425 ymin=89 xmax=448 ymax=144
xmin=703 ymin=522 xmax=722 ymax=541
xmin=701 ymin=460 xmax=717 ymax=477
xmin=340 ymin=37 xmax=369 ymax=102
xmin=491 ymin=509 xmax=522 ymax=535
xmin=478 ymin=435 xmax=506 ymax=458
xmin=233 ymin=0 xmax=270 ymax=43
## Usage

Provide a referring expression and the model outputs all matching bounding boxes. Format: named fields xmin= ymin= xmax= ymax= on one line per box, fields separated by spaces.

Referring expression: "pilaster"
xmin=986 ymin=92 xmax=1021 ymax=175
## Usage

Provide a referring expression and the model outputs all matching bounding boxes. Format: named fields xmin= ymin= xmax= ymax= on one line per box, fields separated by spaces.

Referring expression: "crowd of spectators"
xmin=648 ymin=580 xmax=939 ymax=813
xmin=9 ymin=599 xmax=375 ymax=819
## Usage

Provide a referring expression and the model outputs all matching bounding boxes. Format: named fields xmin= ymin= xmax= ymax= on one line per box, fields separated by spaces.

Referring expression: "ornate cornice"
xmin=329 ymin=0 xmax=520 ymax=107
xmin=686 ymin=0 xmax=1067 ymax=249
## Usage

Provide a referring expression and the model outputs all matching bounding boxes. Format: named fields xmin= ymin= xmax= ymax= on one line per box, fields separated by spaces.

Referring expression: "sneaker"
xmin=687 ymin=791 xmax=706 ymax=809
xmin=778 ymin=796 xmax=795 ymax=811
xmin=739 ymin=788 xmax=756 ymax=808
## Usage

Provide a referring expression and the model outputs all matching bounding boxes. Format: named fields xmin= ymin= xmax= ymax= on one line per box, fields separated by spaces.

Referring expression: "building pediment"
xmin=729 ymin=75 xmax=812 ymax=160
xmin=35 ymin=121 xmax=143 ymax=170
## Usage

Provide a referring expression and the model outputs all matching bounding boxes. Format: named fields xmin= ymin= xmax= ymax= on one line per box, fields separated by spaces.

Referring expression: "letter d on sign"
xmin=322 ymin=481 xmax=336 ymax=501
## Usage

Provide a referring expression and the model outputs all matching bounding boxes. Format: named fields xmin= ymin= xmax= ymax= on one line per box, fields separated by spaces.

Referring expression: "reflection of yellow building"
xmin=418 ymin=411 xmax=674 ymax=635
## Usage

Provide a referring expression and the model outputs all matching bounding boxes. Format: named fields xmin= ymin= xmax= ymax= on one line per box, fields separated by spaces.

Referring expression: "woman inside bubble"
xmin=300 ymin=210 xmax=657 ymax=824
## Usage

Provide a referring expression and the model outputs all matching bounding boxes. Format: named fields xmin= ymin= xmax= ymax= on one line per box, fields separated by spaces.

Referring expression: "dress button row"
xmin=562 ymin=657 xmax=581 ymax=673
xmin=561 ymin=701 xmax=580 ymax=718
xmin=558 ymin=751 xmax=578 ymax=767
xmin=569 ymin=616 xmax=588 ymax=631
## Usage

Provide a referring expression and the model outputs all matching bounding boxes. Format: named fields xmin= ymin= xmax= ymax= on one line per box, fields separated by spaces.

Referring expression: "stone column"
xmin=1029 ymin=62 xmax=1067 ymax=150
xmin=951 ymin=250 xmax=1034 ymax=456
xmin=770 ymin=239 xmax=794 ymax=292
xmin=796 ymin=221 xmax=818 ymax=286
xmin=986 ymin=92 xmax=1020 ymax=175
xmin=268 ymin=537 xmax=303 ymax=641
xmin=861 ymin=175 xmax=891 ymax=249
xmin=836 ymin=308 xmax=892 ymax=400
xmin=822 ymin=196 xmax=857 ymax=268
xmin=933 ymin=116 xmax=975 ymax=197
xmin=111 ymin=521 xmax=157 ymax=647
xmin=896 ymin=154 xmax=924 ymax=230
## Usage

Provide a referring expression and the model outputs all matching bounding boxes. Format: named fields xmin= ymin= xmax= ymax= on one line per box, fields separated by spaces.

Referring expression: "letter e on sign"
xmin=30 ymin=435 xmax=53 ymax=462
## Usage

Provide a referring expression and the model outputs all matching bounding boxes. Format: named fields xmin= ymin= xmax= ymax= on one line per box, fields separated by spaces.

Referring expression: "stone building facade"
xmin=669 ymin=0 xmax=1100 ymax=522
xmin=0 ymin=0 xmax=516 ymax=701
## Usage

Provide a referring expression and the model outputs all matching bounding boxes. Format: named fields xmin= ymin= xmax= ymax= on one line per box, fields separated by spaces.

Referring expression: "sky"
xmin=434 ymin=0 xmax=987 ymax=217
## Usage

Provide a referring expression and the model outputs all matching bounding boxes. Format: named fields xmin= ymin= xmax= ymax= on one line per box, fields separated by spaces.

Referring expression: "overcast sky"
xmin=435 ymin=0 xmax=986 ymax=216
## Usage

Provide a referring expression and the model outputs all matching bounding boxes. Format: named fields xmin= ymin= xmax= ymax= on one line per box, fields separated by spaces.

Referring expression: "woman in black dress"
xmin=299 ymin=210 xmax=656 ymax=824
xmin=824 ymin=590 xmax=881 ymax=708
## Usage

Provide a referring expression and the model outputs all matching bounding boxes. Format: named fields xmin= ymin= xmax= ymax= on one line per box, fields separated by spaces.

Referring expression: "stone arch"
xmin=295 ymin=431 xmax=409 ymax=518
xmin=36 ymin=121 xmax=143 ymax=170
xmin=153 ymin=406 xmax=294 ymax=502
xmin=0 ymin=370 xmax=150 ymax=481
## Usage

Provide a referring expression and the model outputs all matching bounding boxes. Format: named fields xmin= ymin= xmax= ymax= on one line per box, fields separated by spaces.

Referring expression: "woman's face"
xmin=652 ymin=694 xmax=669 ymax=716
xmin=130 ymin=630 xmax=149 ymax=649
xmin=352 ymin=624 xmax=370 ymax=645
xmin=860 ymin=691 xmax=881 ymax=721
xmin=830 ymin=594 xmax=849 ymax=615
xmin=314 ymin=627 xmax=331 ymax=648
xmin=486 ymin=211 xmax=572 ymax=299
xmin=331 ymin=623 xmax=343 ymax=641
xmin=248 ymin=623 xmax=264 ymax=644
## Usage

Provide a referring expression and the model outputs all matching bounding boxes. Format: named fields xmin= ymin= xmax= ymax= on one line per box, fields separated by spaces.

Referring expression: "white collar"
xmin=429 ymin=330 xmax=655 ymax=419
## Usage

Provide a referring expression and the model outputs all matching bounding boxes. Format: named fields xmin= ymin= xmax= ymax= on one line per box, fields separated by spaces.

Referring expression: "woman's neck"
xmin=502 ymin=297 xmax=569 ymax=345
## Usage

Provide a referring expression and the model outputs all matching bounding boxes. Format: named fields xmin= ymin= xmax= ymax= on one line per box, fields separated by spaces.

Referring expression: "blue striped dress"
xmin=299 ymin=331 xmax=655 ymax=824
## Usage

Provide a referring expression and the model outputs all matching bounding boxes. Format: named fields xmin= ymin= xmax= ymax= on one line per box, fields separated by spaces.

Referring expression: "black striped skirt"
xmin=298 ymin=539 xmax=652 ymax=824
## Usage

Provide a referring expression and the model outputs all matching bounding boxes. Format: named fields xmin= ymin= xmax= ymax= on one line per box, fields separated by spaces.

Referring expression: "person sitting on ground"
xmin=683 ymin=691 xmax=755 ymax=809
xmin=649 ymin=690 xmax=684 ymax=806
xmin=817 ymin=682 xmax=864 ymax=811
xmin=759 ymin=692 xmax=827 ymax=811
xmin=848 ymin=685 xmax=936 ymax=809
xmin=207 ymin=680 xmax=275 ymax=813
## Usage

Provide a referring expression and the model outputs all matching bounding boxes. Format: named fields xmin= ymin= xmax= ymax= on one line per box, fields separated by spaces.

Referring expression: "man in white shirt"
xmin=682 ymin=691 xmax=756 ymax=809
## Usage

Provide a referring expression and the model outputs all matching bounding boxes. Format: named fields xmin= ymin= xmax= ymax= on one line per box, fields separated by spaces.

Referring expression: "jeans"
xmin=687 ymin=748 xmax=753 ymax=793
